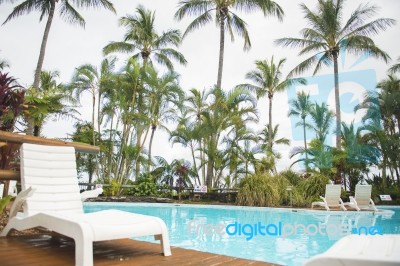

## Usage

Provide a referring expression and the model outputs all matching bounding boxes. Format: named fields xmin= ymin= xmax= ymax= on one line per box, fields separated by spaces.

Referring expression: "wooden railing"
xmin=0 ymin=131 xmax=99 ymax=197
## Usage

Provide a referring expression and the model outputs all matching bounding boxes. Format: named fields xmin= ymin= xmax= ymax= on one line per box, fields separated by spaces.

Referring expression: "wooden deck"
xmin=0 ymin=233 xmax=279 ymax=266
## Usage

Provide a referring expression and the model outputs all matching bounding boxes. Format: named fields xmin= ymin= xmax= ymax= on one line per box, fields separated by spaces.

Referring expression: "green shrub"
xmin=131 ymin=177 xmax=159 ymax=197
xmin=102 ymin=179 xmax=120 ymax=197
xmin=280 ymin=169 xmax=302 ymax=186
xmin=237 ymin=173 xmax=283 ymax=207
xmin=296 ymin=173 xmax=330 ymax=203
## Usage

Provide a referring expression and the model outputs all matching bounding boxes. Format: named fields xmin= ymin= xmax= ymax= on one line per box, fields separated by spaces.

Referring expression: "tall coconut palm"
xmin=288 ymin=91 xmax=314 ymax=160
xmin=175 ymin=0 xmax=283 ymax=89
xmin=2 ymin=0 xmax=115 ymax=97
xmin=103 ymin=5 xmax=186 ymax=70
xmin=276 ymin=0 xmax=395 ymax=149
xmin=237 ymin=57 xmax=305 ymax=152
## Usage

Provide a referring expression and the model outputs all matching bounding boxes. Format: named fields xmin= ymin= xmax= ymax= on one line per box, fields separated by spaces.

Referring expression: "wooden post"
xmin=0 ymin=131 xmax=99 ymax=154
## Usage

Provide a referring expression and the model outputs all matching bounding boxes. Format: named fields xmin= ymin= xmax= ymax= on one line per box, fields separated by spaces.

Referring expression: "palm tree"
xmin=2 ymin=0 xmax=115 ymax=96
xmin=201 ymin=87 xmax=258 ymax=187
xmin=70 ymin=57 xmax=117 ymax=145
xmin=376 ymin=75 xmax=400 ymax=134
xmin=175 ymin=0 xmax=283 ymax=89
xmin=307 ymin=102 xmax=335 ymax=144
xmin=103 ymin=5 xmax=187 ymax=70
xmin=288 ymin=91 xmax=314 ymax=158
xmin=24 ymin=70 xmax=78 ymax=136
xmin=237 ymin=57 xmax=305 ymax=151
xmin=275 ymin=0 xmax=395 ymax=149
xmin=144 ymin=67 xmax=183 ymax=174
xmin=184 ymin=88 xmax=208 ymax=183
xmin=170 ymin=117 xmax=202 ymax=185
xmin=258 ymin=124 xmax=290 ymax=173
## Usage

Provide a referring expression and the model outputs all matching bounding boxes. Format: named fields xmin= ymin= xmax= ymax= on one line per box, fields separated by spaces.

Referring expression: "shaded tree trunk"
xmin=333 ymin=51 xmax=341 ymax=149
xmin=333 ymin=51 xmax=342 ymax=182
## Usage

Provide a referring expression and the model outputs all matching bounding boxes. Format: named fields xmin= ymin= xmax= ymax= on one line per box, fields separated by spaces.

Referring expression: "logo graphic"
xmin=187 ymin=220 xmax=383 ymax=241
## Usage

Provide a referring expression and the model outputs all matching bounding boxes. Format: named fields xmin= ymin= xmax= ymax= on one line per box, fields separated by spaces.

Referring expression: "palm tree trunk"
xmin=97 ymin=91 xmax=102 ymax=137
xmin=382 ymin=155 xmax=387 ymax=189
xmin=268 ymin=94 xmax=273 ymax=152
xmin=27 ymin=1 xmax=56 ymax=135
xmin=148 ymin=125 xmax=156 ymax=174
xmin=333 ymin=52 xmax=341 ymax=149
xmin=302 ymin=117 xmax=309 ymax=169
xmin=216 ymin=18 xmax=225 ymax=89
xmin=199 ymin=139 xmax=205 ymax=184
xmin=32 ymin=0 xmax=56 ymax=92
xmin=190 ymin=144 xmax=200 ymax=185
xmin=206 ymin=136 xmax=216 ymax=187
xmin=92 ymin=92 xmax=96 ymax=145
xmin=333 ymin=52 xmax=342 ymax=182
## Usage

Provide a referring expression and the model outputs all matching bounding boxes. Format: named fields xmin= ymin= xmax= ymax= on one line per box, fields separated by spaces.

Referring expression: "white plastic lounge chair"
xmin=304 ymin=234 xmax=400 ymax=266
xmin=344 ymin=184 xmax=377 ymax=211
xmin=0 ymin=143 xmax=171 ymax=266
xmin=80 ymin=184 xmax=103 ymax=202
xmin=311 ymin=184 xmax=346 ymax=211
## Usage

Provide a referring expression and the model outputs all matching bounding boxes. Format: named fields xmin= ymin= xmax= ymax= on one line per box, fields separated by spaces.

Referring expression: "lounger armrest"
xmin=338 ymin=198 xmax=347 ymax=211
xmin=9 ymin=187 xmax=36 ymax=219
xmin=80 ymin=187 xmax=103 ymax=202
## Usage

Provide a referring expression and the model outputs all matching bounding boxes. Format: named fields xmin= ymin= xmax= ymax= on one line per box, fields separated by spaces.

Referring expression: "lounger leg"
xmin=75 ymin=237 xmax=94 ymax=266
xmin=0 ymin=223 xmax=12 ymax=236
xmin=155 ymin=234 xmax=171 ymax=256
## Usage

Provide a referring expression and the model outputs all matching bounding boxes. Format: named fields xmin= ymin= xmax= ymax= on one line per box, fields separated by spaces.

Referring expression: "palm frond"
xmin=59 ymin=1 xmax=85 ymax=27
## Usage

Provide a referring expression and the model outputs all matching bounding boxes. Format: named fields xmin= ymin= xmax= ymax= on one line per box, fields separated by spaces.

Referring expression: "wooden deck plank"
xmin=0 ymin=234 xmax=280 ymax=266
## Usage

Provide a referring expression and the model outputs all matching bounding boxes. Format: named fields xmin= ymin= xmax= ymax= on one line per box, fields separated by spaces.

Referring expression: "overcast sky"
xmin=1 ymin=0 xmax=399 ymax=171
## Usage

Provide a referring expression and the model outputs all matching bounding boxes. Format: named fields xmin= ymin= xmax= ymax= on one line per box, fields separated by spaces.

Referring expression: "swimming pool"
xmin=84 ymin=203 xmax=400 ymax=265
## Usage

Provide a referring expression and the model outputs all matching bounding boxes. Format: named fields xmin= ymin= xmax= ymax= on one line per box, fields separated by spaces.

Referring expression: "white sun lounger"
xmin=311 ymin=184 xmax=347 ymax=211
xmin=344 ymin=184 xmax=377 ymax=211
xmin=304 ymin=234 xmax=400 ymax=266
xmin=0 ymin=143 xmax=171 ymax=266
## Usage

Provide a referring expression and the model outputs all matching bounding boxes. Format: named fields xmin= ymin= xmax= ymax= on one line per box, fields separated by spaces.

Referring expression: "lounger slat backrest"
xmin=325 ymin=185 xmax=342 ymax=205
xmin=354 ymin=185 xmax=372 ymax=206
xmin=21 ymin=143 xmax=84 ymax=216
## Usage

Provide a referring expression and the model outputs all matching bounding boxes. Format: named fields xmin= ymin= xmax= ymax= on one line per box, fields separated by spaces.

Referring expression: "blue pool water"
xmin=84 ymin=203 xmax=400 ymax=265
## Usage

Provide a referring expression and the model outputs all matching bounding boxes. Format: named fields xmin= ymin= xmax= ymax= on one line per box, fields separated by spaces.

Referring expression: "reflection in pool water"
xmin=84 ymin=203 xmax=400 ymax=266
